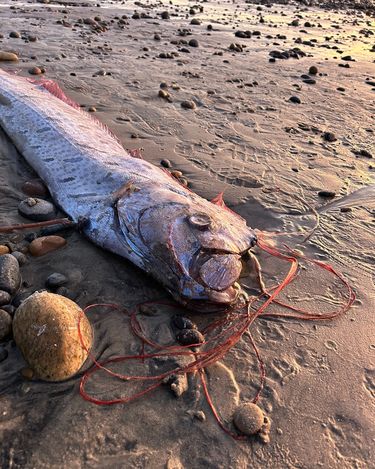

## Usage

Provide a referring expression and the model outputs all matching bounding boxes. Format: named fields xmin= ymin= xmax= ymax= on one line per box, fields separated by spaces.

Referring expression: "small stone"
xmin=0 ymin=309 xmax=12 ymax=341
xmin=318 ymin=190 xmax=336 ymax=198
xmin=171 ymin=170 xmax=183 ymax=178
xmin=0 ymin=291 xmax=11 ymax=307
xmin=161 ymin=11 xmax=170 ymax=20
xmin=188 ymin=39 xmax=199 ymax=48
xmin=13 ymin=291 xmax=93 ymax=381
xmin=18 ymin=198 xmax=56 ymax=221
xmin=0 ymin=51 xmax=19 ymax=61
xmin=160 ymin=159 xmax=172 ymax=168
xmin=1 ymin=304 xmax=15 ymax=317
xmin=176 ymin=328 xmax=204 ymax=346
xmin=9 ymin=31 xmax=21 ymax=39
xmin=0 ymin=255 xmax=21 ymax=294
xmin=322 ymin=131 xmax=337 ymax=142
xmin=303 ymin=78 xmax=316 ymax=85
xmin=172 ymin=315 xmax=197 ymax=330
xmin=28 ymin=67 xmax=42 ymax=75
xmin=46 ymin=273 xmax=67 ymax=289
xmin=11 ymin=251 xmax=27 ymax=266
xmin=158 ymin=89 xmax=170 ymax=100
xmin=289 ymin=96 xmax=301 ymax=104
xmin=21 ymin=367 xmax=34 ymax=380
xmin=21 ymin=179 xmax=48 ymax=197
xmin=309 ymin=65 xmax=318 ymax=75
xmin=154 ymin=33 xmax=161 ymax=41
xmin=190 ymin=18 xmax=201 ymax=25
xmin=0 ymin=347 xmax=8 ymax=362
xmin=358 ymin=149 xmax=372 ymax=158
xmin=29 ymin=236 xmax=66 ymax=257
xmin=0 ymin=245 xmax=10 ymax=255
xmin=233 ymin=403 xmax=264 ymax=436
xmin=88 ymin=106 xmax=96 ymax=112
xmin=181 ymin=100 xmax=196 ymax=110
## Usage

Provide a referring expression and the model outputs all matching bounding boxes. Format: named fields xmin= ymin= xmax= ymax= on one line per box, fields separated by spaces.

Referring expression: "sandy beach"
xmin=0 ymin=0 xmax=374 ymax=467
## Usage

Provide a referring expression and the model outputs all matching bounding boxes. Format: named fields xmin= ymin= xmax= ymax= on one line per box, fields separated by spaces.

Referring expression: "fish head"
xmin=117 ymin=187 xmax=257 ymax=311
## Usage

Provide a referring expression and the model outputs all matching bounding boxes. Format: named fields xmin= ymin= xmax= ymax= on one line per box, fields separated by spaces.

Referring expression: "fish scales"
xmin=0 ymin=70 xmax=257 ymax=310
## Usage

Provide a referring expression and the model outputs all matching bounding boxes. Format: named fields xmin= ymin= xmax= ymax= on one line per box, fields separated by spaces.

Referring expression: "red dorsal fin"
xmin=28 ymin=77 xmax=122 ymax=145
xmin=34 ymin=79 xmax=82 ymax=110
xmin=211 ymin=192 xmax=245 ymax=221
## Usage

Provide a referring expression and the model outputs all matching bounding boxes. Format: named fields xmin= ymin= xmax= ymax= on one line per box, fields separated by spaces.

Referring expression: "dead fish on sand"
xmin=0 ymin=70 xmax=258 ymax=311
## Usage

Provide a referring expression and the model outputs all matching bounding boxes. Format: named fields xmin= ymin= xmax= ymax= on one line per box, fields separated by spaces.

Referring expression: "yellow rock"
xmin=0 ymin=245 xmax=10 ymax=255
xmin=0 ymin=51 xmax=19 ymax=62
xmin=13 ymin=291 xmax=93 ymax=381
xmin=29 ymin=235 xmax=66 ymax=256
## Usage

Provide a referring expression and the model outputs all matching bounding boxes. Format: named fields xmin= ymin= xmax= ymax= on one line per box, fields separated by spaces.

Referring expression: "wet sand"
xmin=0 ymin=0 xmax=374 ymax=467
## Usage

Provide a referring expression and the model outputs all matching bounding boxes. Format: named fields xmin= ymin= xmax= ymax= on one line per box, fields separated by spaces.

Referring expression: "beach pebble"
xmin=11 ymin=251 xmax=27 ymax=266
xmin=0 ymin=309 xmax=12 ymax=341
xmin=161 ymin=11 xmax=170 ymax=20
xmin=22 ymin=180 xmax=48 ymax=197
xmin=322 ymin=131 xmax=337 ymax=142
xmin=233 ymin=403 xmax=265 ymax=435
xmin=9 ymin=31 xmax=21 ymax=39
xmin=88 ymin=106 xmax=96 ymax=112
xmin=13 ymin=291 xmax=93 ymax=381
xmin=21 ymin=367 xmax=34 ymax=380
xmin=0 ymin=51 xmax=19 ymax=61
xmin=176 ymin=328 xmax=204 ymax=346
xmin=0 ymin=347 xmax=8 ymax=362
xmin=28 ymin=67 xmax=42 ymax=75
xmin=0 ymin=290 xmax=11 ymax=306
xmin=0 ymin=245 xmax=10 ymax=255
xmin=46 ymin=273 xmax=67 ymax=289
xmin=29 ymin=236 xmax=66 ymax=257
xmin=318 ymin=190 xmax=336 ymax=198
xmin=0 ymin=254 xmax=21 ymax=294
xmin=18 ymin=198 xmax=56 ymax=221
xmin=181 ymin=100 xmax=196 ymax=110
xmin=289 ymin=96 xmax=301 ymax=104
xmin=309 ymin=65 xmax=318 ymax=75
xmin=189 ymin=39 xmax=199 ymax=47
xmin=172 ymin=315 xmax=197 ymax=330
xmin=160 ymin=159 xmax=172 ymax=168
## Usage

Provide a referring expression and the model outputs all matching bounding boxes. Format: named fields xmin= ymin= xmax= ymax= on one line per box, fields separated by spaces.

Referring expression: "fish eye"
xmin=188 ymin=213 xmax=212 ymax=230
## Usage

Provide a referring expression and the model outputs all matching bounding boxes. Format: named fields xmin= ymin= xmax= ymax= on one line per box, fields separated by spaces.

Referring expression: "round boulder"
xmin=0 ymin=254 xmax=21 ymax=294
xmin=13 ymin=291 xmax=93 ymax=381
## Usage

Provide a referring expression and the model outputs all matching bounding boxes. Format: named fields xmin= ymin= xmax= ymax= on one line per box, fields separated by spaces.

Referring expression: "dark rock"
xmin=0 ymin=255 xmax=21 ymax=294
xmin=1 ymin=304 xmax=15 ymax=316
xmin=11 ymin=252 xmax=27 ymax=266
xmin=322 ymin=132 xmax=337 ymax=142
xmin=176 ymin=328 xmax=204 ymax=346
xmin=0 ymin=347 xmax=8 ymax=362
xmin=9 ymin=31 xmax=21 ymax=38
xmin=190 ymin=18 xmax=201 ymax=25
xmin=172 ymin=315 xmax=198 ymax=330
xmin=188 ymin=39 xmax=199 ymax=47
xmin=46 ymin=273 xmax=68 ymax=289
xmin=21 ymin=179 xmax=48 ymax=197
xmin=160 ymin=159 xmax=172 ymax=168
xmin=12 ymin=291 xmax=32 ymax=308
xmin=0 ymin=290 xmax=11 ymax=307
xmin=309 ymin=65 xmax=318 ymax=75
xmin=161 ymin=11 xmax=170 ymax=20
xmin=18 ymin=198 xmax=56 ymax=222
xmin=0 ymin=309 xmax=12 ymax=341
xmin=318 ymin=190 xmax=336 ymax=198
xmin=289 ymin=96 xmax=301 ymax=104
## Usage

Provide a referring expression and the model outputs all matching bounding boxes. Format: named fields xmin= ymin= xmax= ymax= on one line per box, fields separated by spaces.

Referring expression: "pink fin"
xmin=211 ymin=192 xmax=244 ymax=220
xmin=127 ymin=148 xmax=144 ymax=159
xmin=34 ymin=79 xmax=82 ymax=110
xmin=28 ymin=78 xmax=122 ymax=144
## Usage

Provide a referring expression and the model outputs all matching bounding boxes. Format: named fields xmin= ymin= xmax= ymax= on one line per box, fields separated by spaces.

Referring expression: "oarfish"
xmin=0 ymin=70 xmax=257 ymax=311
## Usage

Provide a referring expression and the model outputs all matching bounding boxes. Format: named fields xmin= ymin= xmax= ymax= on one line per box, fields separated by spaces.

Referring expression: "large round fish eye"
xmin=188 ymin=213 xmax=212 ymax=230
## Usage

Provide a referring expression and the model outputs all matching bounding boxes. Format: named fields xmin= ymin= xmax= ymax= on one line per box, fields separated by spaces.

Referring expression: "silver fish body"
xmin=0 ymin=71 xmax=257 ymax=310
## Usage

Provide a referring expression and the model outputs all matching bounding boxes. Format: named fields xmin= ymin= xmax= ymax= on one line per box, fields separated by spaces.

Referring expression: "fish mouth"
xmin=176 ymin=249 xmax=249 ymax=311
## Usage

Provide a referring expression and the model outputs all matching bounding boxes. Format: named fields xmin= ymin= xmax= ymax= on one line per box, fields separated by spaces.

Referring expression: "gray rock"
xmin=18 ymin=197 xmax=56 ymax=221
xmin=0 ymin=347 xmax=8 ymax=362
xmin=11 ymin=251 xmax=27 ymax=266
xmin=0 ymin=255 xmax=21 ymax=294
xmin=46 ymin=273 xmax=67 ymax=289
xmin=0 ymin=290 xmax=11 ymax=306
xmin=0 ymin=309 xmax=12 ymax=341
